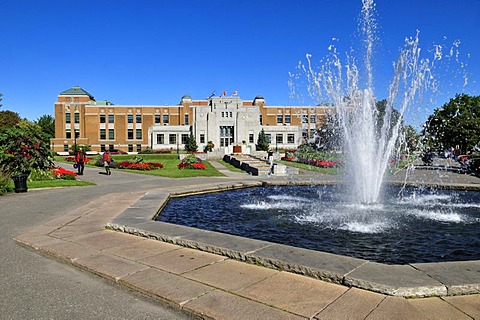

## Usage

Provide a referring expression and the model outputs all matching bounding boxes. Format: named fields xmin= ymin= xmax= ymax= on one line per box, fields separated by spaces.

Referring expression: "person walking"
xmin=74 ymin=147 xmax=86 ymax=175
xmin=102 ymin=150 xmax=111 ymax=175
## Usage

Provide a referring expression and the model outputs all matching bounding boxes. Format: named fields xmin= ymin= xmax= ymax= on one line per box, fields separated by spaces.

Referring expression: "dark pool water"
xmin=156 ymin=185 xmax=480 ymax=264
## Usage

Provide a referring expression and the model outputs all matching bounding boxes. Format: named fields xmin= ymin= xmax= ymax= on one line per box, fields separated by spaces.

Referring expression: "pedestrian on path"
xmin=74 ymin=147 xmax=86 ymax=175
xmin=102 ymin=150 xmax=111 ymax=175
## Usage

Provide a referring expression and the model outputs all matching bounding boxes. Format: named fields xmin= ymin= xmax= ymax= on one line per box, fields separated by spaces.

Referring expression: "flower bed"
xmin=178 ymin=154 xmax=206 ymax=170
xmin=52 ymin=166 xmax=77 ymax=179
xmin=116 ymin=161 xmax=163 ymax=170
xmin=297 ymin=157 xmax=343 ymax=168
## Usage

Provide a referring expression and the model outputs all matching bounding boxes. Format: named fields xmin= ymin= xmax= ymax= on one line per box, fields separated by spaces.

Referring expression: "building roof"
xmin=60 ymin=86 xmax=95 ymax=100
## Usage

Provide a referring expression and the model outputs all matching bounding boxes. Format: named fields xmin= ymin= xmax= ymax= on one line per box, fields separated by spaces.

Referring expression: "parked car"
xmin=108 ymin=149 xmax=127 ymax=154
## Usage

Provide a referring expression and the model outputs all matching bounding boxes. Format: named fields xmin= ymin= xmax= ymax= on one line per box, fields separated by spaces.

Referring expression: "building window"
xmin=287 ymin=134 xmax=295 ymax=143
xmin=221 ymin=112 xmax=224 ymax=118
xmin=108 ymin=129 xmax=114 ymax=140
xmin=181 ymin=134 xmax=188 ymax=144
xmin=100 ymin=114 xmax=106 ymax=123
xmin=157 ymin=134 xmax=164 ymax=144
xmin=285 ymin=114 xmax=291 ymax=124
xmin=276 ymin=134 xmax=283 ymax=144
xmin=66 ymin=129 xmax=71 ymax=139
xmin=310 ymin=114 xmax=316 ymax=123
xmin=109 ymin=144 xmax=114 ymax=150
xmin=184 ymin=114 xmax=189 ymax=125
xmin=169 ymin=134 xmax=176 ymax=145
xmin=266 ymin=134 xmax=272 ymax=143
xmin=136 ymin=144 xmax=142 ymax=152
xmin=63 ymin=144 xmax=69 ymax=152
xmin=100 ymin=144 xmax=106 ymax=152
xmin=100 ymin=129 xmax=106 ymax=140
xmin=65 ymin=112 xmax=71 ymax=124
xmin=136 ymin=114 xmax=142 ymax=123
xmin=259 ymin=115 xmax=263 ymax=125
xmin=128 ymin=144 xmax=133 ymax=152
xmin=249 ymin=133 xmax=254 ymax=143
xmin=128 ymin=129 xmax=133 ymax=139
xmin=163 ymin=114 xmax=169 ymax=124
xmin=200 ymin=133 xmax=205 ymax=144
xmin=302 ymin=115 xmax=308 ymax=124
xmin=108 ymin=114 xmax=114 ymax=123
xmin=127 ymin=114 xmax=133 ymax=123
xmin=136 ymin=129 xmax=142 ymax=139
xmin=74 ymin=129 xmax=79 ymax=139
xmin=155 ymin=114 xmax=160 ymax=123
xmin=74 ymin=113 xmax=79 ymax=124
xmin=277 ymin=114 xmax=283 ymax=124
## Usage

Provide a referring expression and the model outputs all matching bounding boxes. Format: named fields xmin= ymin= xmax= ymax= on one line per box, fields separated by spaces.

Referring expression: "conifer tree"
xmin=256 ymin=128 xmax=270 ymax=151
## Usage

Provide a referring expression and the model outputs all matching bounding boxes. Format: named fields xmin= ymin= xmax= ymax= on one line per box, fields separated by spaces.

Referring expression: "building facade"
xmin=51 ymin=86 xmax=332 ymax=154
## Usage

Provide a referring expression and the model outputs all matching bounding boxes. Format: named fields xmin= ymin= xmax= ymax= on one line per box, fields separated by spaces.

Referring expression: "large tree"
xmin=35 ymin=114 xmax=55 ymax=141
xmin=0 ymin=110 xmax=22 ymax=129
xmin=422 ymin=94 xmax=480 ymax=153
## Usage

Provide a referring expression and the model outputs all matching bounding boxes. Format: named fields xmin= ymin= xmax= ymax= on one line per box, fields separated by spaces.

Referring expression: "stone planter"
xmin=12 ymin=173 xmax=29 ymax=193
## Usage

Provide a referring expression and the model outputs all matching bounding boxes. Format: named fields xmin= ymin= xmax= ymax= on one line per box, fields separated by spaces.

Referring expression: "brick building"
xmin=51 ymin=86 xmax=332 ymax=154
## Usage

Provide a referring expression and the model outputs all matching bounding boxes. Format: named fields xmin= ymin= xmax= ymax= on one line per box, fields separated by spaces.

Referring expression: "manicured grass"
xmin=8 ymin=179 xmax=95 ymax=190
xmin=55 ymin=154 xmax=225 ymax=178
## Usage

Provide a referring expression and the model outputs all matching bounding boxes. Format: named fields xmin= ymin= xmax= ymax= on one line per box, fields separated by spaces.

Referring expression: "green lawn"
xmin=7 ymin=179 xmax=95 ymax=191
xmin=56 ymin=154 xmax=225 ymax=178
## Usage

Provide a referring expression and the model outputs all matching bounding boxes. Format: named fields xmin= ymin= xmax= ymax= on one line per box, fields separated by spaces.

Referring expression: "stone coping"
xmin=107 ymin=180 xmax=480 ymax=298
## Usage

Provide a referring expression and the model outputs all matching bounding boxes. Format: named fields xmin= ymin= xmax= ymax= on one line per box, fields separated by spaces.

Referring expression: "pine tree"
xmin=256 ymin=128 xmax=270 ymax=151
xmin=185 ymin=132 xmax=198 ymax=152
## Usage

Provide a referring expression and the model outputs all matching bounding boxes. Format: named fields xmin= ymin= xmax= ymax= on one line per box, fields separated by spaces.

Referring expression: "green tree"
xmin=0 ymin=110 xmax=22 ymax=130
xmin=256 ymin=129 xmax=270 ymax=151
xmin=185 ymin=132 xmax=198 ymax=152
xmin=422 ymin=94 xmax=480 ymax=153
xmin=35 ymin=115 xmax=55 ymax=141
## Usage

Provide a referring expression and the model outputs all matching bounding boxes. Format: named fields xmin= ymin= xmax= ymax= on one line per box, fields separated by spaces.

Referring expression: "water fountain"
xmin=155 ymin=0 xmax=479 ymax=265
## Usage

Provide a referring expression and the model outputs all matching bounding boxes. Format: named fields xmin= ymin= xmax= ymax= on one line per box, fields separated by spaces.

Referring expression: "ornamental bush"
xmin=0 ymin=123 xmax=54 ymax=175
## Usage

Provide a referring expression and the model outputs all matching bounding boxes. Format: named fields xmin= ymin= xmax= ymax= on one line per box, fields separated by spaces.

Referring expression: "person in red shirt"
xmin=74 ymin=147 xmax=86 ymax=175
xmin=102 ymin=150 xmax=111 ymax=175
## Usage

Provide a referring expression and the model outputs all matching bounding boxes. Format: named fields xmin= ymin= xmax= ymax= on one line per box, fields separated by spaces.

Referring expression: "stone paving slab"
xmin=365 ymin=296 xmax=426 ymax=319
xmin=75 ymin=252 xmax=150 ymax=281
xmin=183 ymin=259 xmax=279 ymax=292
xmin=413 ymin=260 xmax=480 ymax=295
xmin=344 ymin=262 xmax=447 ymax=297
xmin=314 ymin=287 xmax=386 ymax=320
xmin=139 ymin=247 xmax=226 ymax=275
xmin=119 ymin=267 xmax=215 ymax=306
xmin=183 ymin=290 xmax=305 ymax=320
xmin=41 ymin=240 xmax=99 ymax=261
xmin=443 ymin=295 xmax=480 ymax=319
xmin=105 ymin=238 xmax=180 ymax=260
xmin=236 ymin=271 xmax=348 ymax=318
xmin=409 ymin=297 xmax=472 ymax=320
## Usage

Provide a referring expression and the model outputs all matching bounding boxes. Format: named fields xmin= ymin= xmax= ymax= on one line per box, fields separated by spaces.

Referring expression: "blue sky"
xmin=1 ymin=0 xmax=479 ymax=128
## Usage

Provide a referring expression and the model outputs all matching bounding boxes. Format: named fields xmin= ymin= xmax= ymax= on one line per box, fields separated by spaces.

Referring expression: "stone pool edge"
xmin=106 ymin=180 xmax=480 ymax=298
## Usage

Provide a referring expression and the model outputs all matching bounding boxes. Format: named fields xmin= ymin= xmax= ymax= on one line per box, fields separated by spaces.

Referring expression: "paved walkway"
xmin=9 ymin=159 xmax=480 ymax=319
